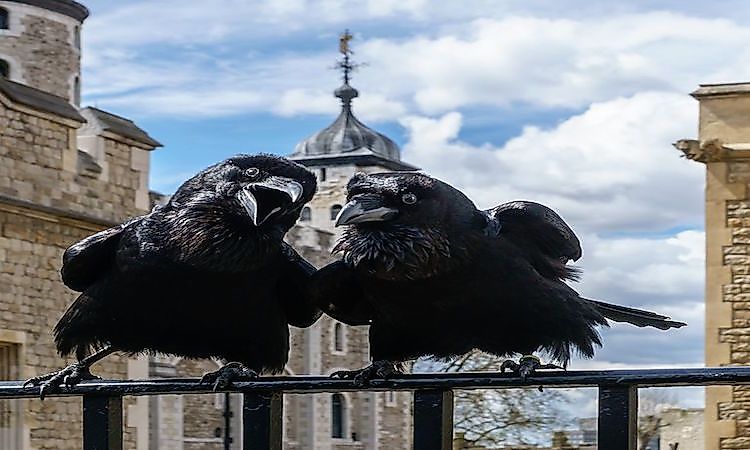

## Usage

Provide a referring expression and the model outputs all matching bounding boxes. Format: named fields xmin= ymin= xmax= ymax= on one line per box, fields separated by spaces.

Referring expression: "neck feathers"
xmin=334 ymin=225 xmax=467 ymax=281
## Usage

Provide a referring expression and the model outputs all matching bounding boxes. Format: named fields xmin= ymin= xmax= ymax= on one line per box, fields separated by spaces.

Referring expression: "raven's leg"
xmin=23 ymin=346 xmax=116 ymax=400
xmin=200 ymin=362 xmax=258 ymax=390
xmin=500 ymin=355 xmax=562 ymax=380
xmin=331 ymin=360 xmax=401 ymax=386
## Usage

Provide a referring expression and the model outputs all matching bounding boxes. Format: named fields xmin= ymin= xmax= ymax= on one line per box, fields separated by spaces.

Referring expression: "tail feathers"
xmin=587 ymin=299 xmax=686 ymax=330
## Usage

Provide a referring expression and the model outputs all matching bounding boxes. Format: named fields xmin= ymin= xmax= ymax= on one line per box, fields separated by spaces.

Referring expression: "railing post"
xmin=598 ymin=385 xmax=637 ymax=450
xmin=413 ymin=389 xmax=453 ymax=450
xmin=83 ymin=395 xmax=123 ymax=450
xmin=243 ymin=392 xmax=282 ymax=450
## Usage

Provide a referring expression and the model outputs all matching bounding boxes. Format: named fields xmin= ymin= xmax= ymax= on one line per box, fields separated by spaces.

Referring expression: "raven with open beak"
xmin=237 ymin=174 xmax=303 ymax=226
xmin=25 ymin=154 xmax=320 ymax=397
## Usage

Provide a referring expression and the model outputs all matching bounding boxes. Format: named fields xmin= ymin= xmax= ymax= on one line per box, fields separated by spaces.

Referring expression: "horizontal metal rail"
xmin=1 ymin=367 xmax=746 ymax=397
xmin=7 ymin=367 xmax=749 ymax=450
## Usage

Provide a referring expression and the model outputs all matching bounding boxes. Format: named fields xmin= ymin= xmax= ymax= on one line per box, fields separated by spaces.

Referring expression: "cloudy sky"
xmin=78 ymin=0 xmax=750 ymax=408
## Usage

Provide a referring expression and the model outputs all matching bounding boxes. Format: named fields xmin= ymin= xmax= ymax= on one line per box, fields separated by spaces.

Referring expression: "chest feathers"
xmin=334 ymin=225 xmax=467 ymax=281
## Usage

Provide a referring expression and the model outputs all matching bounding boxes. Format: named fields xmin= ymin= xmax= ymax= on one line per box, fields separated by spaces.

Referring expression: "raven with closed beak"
xmin=25 ymin=154 xmax=320 ymax=397
xmin=310 ymin=172 xmax=685 ymax=382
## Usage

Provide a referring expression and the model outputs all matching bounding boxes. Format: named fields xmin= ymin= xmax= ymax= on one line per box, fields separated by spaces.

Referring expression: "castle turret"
xmin=284 ymin=31 xmax=415 ymax=450
xmin=290 ymin=30 xmax=417 ymax=234
xmin=0 ymin=0 xmax=88 ymax=104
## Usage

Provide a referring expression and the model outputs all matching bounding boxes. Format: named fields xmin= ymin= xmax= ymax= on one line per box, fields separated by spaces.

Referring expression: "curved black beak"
xmin=236 ymin=176 xmax=304 ymax=226
xmin=335 ymin=194 xmax=399 ymax=226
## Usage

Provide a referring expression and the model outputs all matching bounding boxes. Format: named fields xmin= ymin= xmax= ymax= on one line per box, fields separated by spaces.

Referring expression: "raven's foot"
xmin=331 ymin=360 xmax=399 ymax=386
xmin=200 ymin=362 xmax=258 ymax=390
xmin=500 ymin=355 xmax=562 ymax=381
xmin=23 ymin=363 xmax=100 ymax=400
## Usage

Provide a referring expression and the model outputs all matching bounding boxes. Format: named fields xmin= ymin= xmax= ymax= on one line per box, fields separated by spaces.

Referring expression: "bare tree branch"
xmin=419 ymin=352 xmax=570 ymax=447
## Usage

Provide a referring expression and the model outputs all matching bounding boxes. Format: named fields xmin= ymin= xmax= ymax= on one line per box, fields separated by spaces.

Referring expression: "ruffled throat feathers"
xmin=334 ymin=225 xmax=465 ymax=281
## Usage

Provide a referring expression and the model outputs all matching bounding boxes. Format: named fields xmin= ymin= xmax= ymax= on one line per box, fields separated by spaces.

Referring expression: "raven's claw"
xmin=24 ymin=363 xmax=100 ymax=400
xmin=500 ymin=355 xmax=562 ymax=381
xmin=200 ymin=362 xmax=258 ymax=390
xmin=331 ymin=360 xmax=399 ymax=386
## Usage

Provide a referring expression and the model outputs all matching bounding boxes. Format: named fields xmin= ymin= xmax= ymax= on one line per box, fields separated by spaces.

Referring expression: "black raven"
xmin=310 ymin=172 xmax=685 ymax=382
xmin=25 ymin=154 xmax=320 ymax=397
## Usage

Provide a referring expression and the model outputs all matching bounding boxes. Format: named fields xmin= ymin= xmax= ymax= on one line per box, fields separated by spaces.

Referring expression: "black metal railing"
xmin=2 ymin=367 xmax=749 ymax=450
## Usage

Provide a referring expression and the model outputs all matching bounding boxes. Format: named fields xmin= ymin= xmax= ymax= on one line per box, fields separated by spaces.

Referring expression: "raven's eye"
xmin=245 ymin=168 xmax=260 ymax=179
xmin=402 ymin=193 xmax=417 ymax=205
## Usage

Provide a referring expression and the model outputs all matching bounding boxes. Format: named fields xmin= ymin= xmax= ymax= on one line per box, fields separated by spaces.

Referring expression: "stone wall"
xmin=660 ymin=408 xmax=704 ymax=450
xmin=678 ymin=83 xmax=750 ymax=450
xmin=177 ymin=359 xmax=227 ymax=450
xmin=301 ymin=164 xmax=390 ymax=235
xmin=0 ymin=208 xmax=137 ymax=449
xmin=376 ymin=390 xmax=411 ymax=450
xmin=0 ymin=97 xmax=148 ymax=224
xmin=0 ymin=1 xmax=81 ymax=101
xmin=0 ymin=93 xmax=143 ymax=449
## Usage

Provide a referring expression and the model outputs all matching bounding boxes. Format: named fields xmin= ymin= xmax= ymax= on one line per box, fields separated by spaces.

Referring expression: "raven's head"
xmin=333 ymin=172 xmax=482 ymax=280
xmin=171 ymin=154 xmax=316 ymax=231
xmin=164 ymin=155 xmax=316 ymax=269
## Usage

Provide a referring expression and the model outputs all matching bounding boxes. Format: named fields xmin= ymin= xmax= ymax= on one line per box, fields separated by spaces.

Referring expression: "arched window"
xmin=73 ymin=76 xmax=81 ymax=105
xmin=333 ymin=322 xmax=344 ymax=352
xmin=0 ymin=8 xmax=8 ymax=30
xmin=300 ymin=207 xmax=311 ymax=221
xmin=330 ymin=204 xmax=342 ymax=221
xmin=331 ymin=394 xmax=346 ymax=438
xmin=0 ymin=59 xmax=9 ymax=78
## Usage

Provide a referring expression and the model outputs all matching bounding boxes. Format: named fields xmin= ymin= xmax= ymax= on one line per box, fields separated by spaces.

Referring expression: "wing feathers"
xmin=487 ymin=200 xmax=581 ymax=262
xmin=61 ymin=216 xmax=143 ymax=291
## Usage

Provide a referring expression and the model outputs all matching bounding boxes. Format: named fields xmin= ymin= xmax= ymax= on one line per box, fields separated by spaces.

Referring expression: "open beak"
xmin=236 ymin=176 xmax=304 ymax=226
xmin=335 ymin=194 xmax=399 ymax=226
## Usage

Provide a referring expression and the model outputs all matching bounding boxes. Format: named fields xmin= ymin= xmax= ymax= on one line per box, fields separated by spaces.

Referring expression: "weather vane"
xmin=335 ymin=29 xmax=364 ymax=85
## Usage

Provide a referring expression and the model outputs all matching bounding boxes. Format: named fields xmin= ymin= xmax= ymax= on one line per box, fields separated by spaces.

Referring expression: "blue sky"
xmin=76 ymin=0 xmax=750 ymax=411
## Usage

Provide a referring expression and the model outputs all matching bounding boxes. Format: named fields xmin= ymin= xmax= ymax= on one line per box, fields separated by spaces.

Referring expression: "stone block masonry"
xmin=0 ymin=74 xmax=148 ymax=449
xmin=677 ymin=82 xmax=750 ymax=450
xmin=0 ymin=209 xmax=138 ymax=450
xmin=0 ymin=0 xmax=82 ymax=102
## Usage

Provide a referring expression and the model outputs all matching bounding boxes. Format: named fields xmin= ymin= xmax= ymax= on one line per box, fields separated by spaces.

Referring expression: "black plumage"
xmin=27 ymin=154 xmax=320 ymax=395
xmin=310 ymin=172 xmax=685 ymax=380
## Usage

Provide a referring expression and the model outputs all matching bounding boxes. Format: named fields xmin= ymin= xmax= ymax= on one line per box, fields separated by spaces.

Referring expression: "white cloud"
xmin=401 ymin=91 xmax=704 ymax=233
xmin=398 ymin=92 xmax=705 ymax=374
xmin=358 ymin=14 xmax=750 ymax=114
xmin=575 ymin=233 xmax=704 ymax=368
xmin=81 ymin=8 xmax=750 ymax=120
xmin=274 ymin=88 xmax=406 ymax=121
xmin=578 ymin=231 xmax=704 ymax=304
xmin=275 ymin=89 xmax=337 ymax=117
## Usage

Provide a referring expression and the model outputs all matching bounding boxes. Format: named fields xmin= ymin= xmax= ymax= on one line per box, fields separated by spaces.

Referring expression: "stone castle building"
xmin=0 ymin=1 xmax=412 ymax=449
xmin=676 ymin=82 xmax=750 ymax=450
xmin=0 ymin=1 xmax=158 ymax=449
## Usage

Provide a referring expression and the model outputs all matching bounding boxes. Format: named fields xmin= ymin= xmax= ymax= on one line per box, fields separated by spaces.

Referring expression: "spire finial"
xmin=337 ymin=29 xmax=355 ymax=84
xmin=334 ymin=29 xmax=361 ymax=107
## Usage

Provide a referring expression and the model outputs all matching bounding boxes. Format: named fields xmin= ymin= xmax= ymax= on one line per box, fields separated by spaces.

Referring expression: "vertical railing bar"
xmin=223 ymin=392 xmax=232 ymax=450
xmin=598 ymin=384 xmax=637 ymax=450
xmin=242 ymin=391 xmax=282 ymax=450
xmin=83 ymin=394 xmax=123 ymax=450
xmin=413 ymin=389 xmax=454 ymax=450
